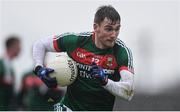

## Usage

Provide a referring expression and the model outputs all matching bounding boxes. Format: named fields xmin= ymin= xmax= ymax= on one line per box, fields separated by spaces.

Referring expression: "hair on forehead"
xmin=94 ymin=5 xmax=121 ymax=25
xmin=5 ymin=35 xmax=20 ymax=49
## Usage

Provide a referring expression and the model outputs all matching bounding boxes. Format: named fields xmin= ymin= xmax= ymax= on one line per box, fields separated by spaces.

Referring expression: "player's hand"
xmin=90 ymin=62 xmax=108 ymax=86
xmin=34 ymin=66 xmax=57 ymax=88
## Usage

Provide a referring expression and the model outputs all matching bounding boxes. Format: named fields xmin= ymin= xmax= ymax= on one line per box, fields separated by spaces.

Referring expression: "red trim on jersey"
xmin=119 ymin=66 xmax=134 ymax=74
xmin=71 ymin=48 xmax=118 ymax=69
xmin=53 ymin=36 xmax=61 ymax=52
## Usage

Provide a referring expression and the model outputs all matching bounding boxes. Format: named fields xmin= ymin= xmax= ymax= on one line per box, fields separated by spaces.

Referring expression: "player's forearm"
xmin=33 ymin=36 xmax=56 ymax=67
xmin=103 ymin=70 xmax=134 ymax=101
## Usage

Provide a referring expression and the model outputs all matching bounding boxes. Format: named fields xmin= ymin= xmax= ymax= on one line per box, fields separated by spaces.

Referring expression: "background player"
xmin=0 ymin=36 xmax=21 ymax=110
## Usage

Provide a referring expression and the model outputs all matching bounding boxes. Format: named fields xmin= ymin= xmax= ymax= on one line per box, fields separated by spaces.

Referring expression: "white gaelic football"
xmin=46 ymin=55 xmax=78 ymax=87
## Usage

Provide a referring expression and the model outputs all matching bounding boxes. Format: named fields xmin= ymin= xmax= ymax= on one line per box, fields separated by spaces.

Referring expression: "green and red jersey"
xmin=53 ymin=32 xmax=134 ymax=110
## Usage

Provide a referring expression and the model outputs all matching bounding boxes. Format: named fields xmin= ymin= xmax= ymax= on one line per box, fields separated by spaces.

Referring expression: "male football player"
xmin=33 ymin=5 xmax=134 ymax=111
xmin=0 ymin=36 xmax=21 ymax=110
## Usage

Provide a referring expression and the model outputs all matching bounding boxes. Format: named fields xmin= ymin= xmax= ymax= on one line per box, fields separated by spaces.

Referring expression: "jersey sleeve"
xmin=53 ymin=33 xmax=80 ymax=53
xmin=115 ymin=44 xmax=134 ymax=74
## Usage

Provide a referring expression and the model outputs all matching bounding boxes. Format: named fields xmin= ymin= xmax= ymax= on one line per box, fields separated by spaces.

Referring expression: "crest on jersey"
xmin=106 ymin=57 xmax=113 ymax=67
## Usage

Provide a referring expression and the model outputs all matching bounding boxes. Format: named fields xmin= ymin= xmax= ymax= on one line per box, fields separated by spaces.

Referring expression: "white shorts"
xmin=53 ymin=103 xmax=72 ymax=112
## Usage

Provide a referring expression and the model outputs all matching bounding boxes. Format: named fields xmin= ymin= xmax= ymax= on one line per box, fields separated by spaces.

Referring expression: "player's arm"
xmin=33 ymin=36 xmax=56 ymax=67
xmin=103 ymin=68 xmax=134 ymax=101
xmin=91 ymin=63 xmax=134 ymax=101
xmin=91 ymin=47 xmax=134 ymax=100
xmin=103 ymin=48 xmax=134 ymax=101
xmin=33 ymin=35 xmax=59 ymax=88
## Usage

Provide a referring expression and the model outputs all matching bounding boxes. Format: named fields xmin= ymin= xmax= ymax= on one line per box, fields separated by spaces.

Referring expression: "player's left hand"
xmin=90 ymin=62 xmax=108 ymax=86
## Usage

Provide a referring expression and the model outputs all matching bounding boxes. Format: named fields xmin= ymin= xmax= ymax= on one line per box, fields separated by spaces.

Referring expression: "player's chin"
xmin=105 ymin=42 xmax=115 ymax=48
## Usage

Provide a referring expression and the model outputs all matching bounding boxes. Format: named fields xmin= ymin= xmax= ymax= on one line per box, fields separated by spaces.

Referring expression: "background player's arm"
xmin=103 ymin=48 xmax=134 ymax=101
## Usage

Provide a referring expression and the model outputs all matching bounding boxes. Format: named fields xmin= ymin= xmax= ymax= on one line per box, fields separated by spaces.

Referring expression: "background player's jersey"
xmin=53 ymin=32 xmax=134 ymax=110
xmin=0 ymin=58 xmax=15 ymax=110
xmin=17 ymin=71 xmax=63 ymax=111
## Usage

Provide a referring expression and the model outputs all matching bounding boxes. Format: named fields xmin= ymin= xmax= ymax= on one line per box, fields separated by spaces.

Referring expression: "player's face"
xmin=10 ymin=41 xmax=21 ymax=59
xmin=94 ymin=17 xmax=120 ymax=49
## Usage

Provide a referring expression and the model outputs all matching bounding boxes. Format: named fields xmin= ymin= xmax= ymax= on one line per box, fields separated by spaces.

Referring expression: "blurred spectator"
xmin=0 ymin=36 xmax=21 ymax=110
xmin=17 ymin=70 xmax=64 ymax=111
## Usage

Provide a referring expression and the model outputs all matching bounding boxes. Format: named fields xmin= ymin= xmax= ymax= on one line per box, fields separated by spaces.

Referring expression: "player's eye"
xmin=115 ymin=28 xmax=120 ymax=31
xmin=105 ymin=28 xmax=113 ymax=32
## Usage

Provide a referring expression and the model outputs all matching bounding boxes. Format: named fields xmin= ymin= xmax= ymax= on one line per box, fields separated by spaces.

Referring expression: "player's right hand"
xmin=90 ymin=62 xmax=108 ymax=86
xmin=34 ymin=66 xmax=57 ymax=88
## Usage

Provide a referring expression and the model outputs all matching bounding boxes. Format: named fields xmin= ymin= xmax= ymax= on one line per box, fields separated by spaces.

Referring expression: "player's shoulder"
xmin=55 ymin=32 xmax=92 ymax=38
xmin=114 ymin=38 xmax=133 ymax=58
xmin=77 ymin=31 xmax=93 ymax=37
xmin=115 ymin=38 xmax=130 ymax=50
xmin=55 ymin=32 xmax=78 ymax=38
xmin=54 ymin=32 xmax=92 ymax=43
xmin=76 ymin=32 xmax=93 ymax=42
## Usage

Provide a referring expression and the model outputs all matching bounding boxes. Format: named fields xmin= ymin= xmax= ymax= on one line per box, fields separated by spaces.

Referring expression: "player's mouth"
xmin=106 ymin=39 xmax=115 ymax=43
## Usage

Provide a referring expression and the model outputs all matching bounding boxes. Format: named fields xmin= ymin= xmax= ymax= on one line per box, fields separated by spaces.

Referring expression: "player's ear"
xmin=93 ymin=23 xmax=98 ymax=32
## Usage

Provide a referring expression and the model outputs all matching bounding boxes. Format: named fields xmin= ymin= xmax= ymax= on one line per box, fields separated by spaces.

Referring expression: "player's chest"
xmin=70 ymin=47 xmax=118 ymax=69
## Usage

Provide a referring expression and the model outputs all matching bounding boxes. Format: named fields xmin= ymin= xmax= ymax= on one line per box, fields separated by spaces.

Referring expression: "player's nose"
xmin=110 ymin=31 xmax=117 ymax=39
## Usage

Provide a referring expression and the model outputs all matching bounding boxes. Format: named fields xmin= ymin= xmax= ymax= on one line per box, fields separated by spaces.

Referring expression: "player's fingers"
xmin=47 ymin=68 xmax=54 ymax=73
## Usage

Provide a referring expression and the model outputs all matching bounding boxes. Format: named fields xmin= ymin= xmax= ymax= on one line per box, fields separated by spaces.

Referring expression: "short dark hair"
xmin=94 ymin=5 xmax=121 ymax=25
xmin=5 ymin=36 xmax=20 ymax=49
